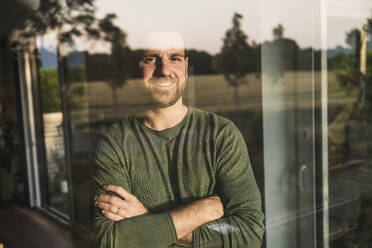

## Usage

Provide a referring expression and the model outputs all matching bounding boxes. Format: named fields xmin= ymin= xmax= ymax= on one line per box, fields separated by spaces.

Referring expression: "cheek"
xmin=142 ymin=68 xmax=154 ymax=80
xmin=174 ymin=65 xmax=187 ymax=78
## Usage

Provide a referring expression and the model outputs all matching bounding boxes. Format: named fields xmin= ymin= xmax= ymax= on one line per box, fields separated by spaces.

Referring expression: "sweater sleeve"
xmin=192 ymin=123 xmax=265 ymax=248
xmin=91 ymin=126 xmax=178 ymax=248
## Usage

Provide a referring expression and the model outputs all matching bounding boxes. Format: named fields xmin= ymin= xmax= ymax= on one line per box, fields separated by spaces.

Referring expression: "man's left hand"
xmin=94 ymin=185 xmax=149 ymax=221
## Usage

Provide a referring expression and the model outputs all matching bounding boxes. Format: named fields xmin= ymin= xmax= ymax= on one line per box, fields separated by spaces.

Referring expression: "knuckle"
xmin=105 ymin=185 xmax=113 ymax=192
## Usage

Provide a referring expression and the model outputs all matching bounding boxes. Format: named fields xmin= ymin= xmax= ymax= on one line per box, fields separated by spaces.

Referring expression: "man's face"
xmin=139 ymin=48 xmax=188 ymax=108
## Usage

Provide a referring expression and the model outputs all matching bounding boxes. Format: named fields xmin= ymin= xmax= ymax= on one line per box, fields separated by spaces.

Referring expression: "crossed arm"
xmin=94 ymin=185 xmax=224 ymax=247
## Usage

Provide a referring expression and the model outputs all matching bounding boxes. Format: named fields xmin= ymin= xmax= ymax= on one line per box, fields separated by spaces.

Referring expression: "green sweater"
xmin=92 ymin=107 xmax=265 ymax=248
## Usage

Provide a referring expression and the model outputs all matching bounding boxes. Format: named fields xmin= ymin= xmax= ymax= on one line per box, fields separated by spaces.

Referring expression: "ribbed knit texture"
xmin=92 ymin=107 xmax=265 ymax=248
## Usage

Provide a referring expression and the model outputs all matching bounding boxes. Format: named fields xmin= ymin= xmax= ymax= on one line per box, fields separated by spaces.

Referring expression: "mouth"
xmin=147 ymin=79 xmax=176 ymax=88
xmin=153 ymin=82 xmax=173 ymax=87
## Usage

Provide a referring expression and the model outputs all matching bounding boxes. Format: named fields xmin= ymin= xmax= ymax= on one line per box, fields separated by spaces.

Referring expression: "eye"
xmin=171 ymin=56 xmax=184 ymax=62
xmin=143 ymin=57 xmax=156 ymax=64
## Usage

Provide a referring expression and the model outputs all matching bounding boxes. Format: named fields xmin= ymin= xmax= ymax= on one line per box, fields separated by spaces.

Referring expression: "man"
xmin=92 ymin=32 xmax=264 ymax=247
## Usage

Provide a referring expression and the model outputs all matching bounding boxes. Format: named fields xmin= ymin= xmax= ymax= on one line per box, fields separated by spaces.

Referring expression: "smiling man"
xmin=92 ymin=32 xmax=264 ymax=248
xmin=140 ymin=32 xmax=188 ymax=109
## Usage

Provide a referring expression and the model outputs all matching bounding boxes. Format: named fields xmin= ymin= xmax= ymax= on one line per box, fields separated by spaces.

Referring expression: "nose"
xmin=155 ymin=58 xmax=172 ymax=77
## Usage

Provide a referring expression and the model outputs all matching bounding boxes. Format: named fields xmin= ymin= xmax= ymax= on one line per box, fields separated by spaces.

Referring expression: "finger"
xmin=96 ymin=201 xmax=115 ymax=212
xmin=101 ymin=210 xmax=124 ymax=221
xmin=96 ymin=201 xmax=129 ymax=218
xmin=104 ymin=185 xmax=135 ymax=201
xmin=97 ymin=194 xmax=123 ymax=206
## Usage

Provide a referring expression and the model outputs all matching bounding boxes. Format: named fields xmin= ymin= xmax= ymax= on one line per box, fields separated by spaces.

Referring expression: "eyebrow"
xmin=143 ymin=53 xmax=159 ymax=57
xmin=143 ymin=52 xmax=185 ymax=57
xmin=170 ymin=53 xmax=185 ymax=57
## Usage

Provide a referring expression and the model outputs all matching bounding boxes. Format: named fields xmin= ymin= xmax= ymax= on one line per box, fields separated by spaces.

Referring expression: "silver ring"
xmin=116 ymin=207 xmax=121 ymax=214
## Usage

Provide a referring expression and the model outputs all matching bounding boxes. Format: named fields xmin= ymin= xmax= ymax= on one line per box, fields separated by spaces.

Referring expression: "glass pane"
xmin=36 ymin=34 xmax=70 ymax=216
xmin=59 ymin=40 xmax=93 ymax=226
xmin=260 ymin=0 xmax=320 ymax=247
xmin=327 ymin=0 xmax=372 ymax=246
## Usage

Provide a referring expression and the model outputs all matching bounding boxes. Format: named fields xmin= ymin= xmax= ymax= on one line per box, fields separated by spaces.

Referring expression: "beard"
xmin=143 ymin=77 xmax=186 ymax=108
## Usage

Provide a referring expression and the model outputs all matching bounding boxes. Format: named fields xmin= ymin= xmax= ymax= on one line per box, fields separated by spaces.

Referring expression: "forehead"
xmin=143 ymin=32 xmax=185 ymax=51
xmin=144 ymin=48 xmax=185 ymax=56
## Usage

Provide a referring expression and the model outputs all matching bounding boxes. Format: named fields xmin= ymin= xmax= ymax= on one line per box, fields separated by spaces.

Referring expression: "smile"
xmin=148 ymin=81 xmax=175 ymax=87
xmin=157 ymin=82 xmax=172 ymax=86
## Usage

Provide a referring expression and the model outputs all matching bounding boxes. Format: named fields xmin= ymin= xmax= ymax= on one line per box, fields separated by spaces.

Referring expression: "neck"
xmin=142 ymin=98 xmax=188 ymax=131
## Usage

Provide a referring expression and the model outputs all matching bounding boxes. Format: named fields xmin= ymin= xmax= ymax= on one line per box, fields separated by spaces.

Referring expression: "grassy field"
xmin=77 ymin=71 xmax=354 ymax=124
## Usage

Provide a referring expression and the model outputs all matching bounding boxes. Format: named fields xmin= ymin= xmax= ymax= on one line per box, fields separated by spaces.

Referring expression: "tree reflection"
xmin=213 ymin=13 xmax=259 ymax=118
xmin=12 ymin=0 xmax=124 ymax=48
xmin=327 ymin=22 xmax=372 ymax=158
xmin=12 ymin=0 xmax=131 ymax=116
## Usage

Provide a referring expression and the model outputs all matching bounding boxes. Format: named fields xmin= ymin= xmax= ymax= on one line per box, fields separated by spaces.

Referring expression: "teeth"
xmin=156 ymin=82 xmax=172 ymax=86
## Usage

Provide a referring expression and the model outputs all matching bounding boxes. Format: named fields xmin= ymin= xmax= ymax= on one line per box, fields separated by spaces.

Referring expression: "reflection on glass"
xmin=261 ymin=19 xmax=319 ymax=247
xmin=36 ymin=34 xmax=70 ymax=215
xmin=327 ymin=6 xmax=372 ymax=246
xmin=61 ymin=40 xmax=93 ymax=225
